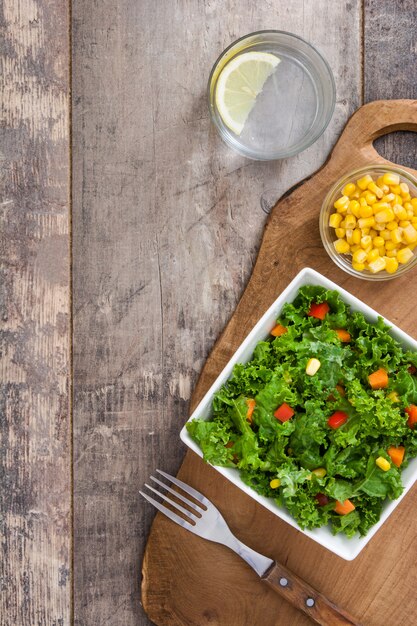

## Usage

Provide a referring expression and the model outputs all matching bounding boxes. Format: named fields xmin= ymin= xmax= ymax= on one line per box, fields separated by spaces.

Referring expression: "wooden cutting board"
xmin=142 ymin=100 xmax=417 ymax=626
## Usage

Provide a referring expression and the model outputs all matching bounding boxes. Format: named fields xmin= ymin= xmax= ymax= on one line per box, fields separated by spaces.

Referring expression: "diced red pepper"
xmin=387 ymin=446 xmax=405 ymax=468
xmin=274 ymin=402 xmax=295 ymax=422
xmin=315 ymin=493 xmax=330 ymax=507
xmin=408 ymin=365 xmax=417 ymax=375
xmin=271 ymin=324 xmax=287 ymax=337
xmin=368 ymin=368 xmax=389 ymax=389
xmin=335 ymin=329 xmax=351 ymax=342
xmin=327 ymin=410 xmax=348 ymax=429
xmin=335 ymin=384 xmax=346 ymax=397
xmin=246 ymin=398 xmax=256 ymax=423
xmin=405 ymin=405 xmax=417 ymax=428
xmin=334 ymin=499 xmax=355 ymax=515
xmin=307 ymin=302 xmax=330 ymax=320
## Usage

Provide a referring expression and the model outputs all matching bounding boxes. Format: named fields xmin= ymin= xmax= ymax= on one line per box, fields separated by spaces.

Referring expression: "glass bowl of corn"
xmin=320 ymin=165 xmax=417 ymax=280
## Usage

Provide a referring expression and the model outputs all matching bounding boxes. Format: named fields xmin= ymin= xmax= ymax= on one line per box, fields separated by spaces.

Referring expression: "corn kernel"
xmin=391 ymin=228 xmax=403 ymax=244
xmin=407 ymin=209 xmax=414 ymax=219
xmin=381 ymin=184 xmax=390 ymax=195
xmin=404 ymin=202 xmax=413 ymax=211
xmin=334 ymin=196 xmax=350 ymax=211
xmin=336 ymin=205 xmax=348 ymax=215
xmin=382 ymin=193 xmax=395 ymax=203
xmin=384 ymin=257 xmax=399 ymax=274
xmin=368 ymin=257 xmax=386 ymax=273
xmin=380 ymin=229 xmax=391 ymax=241
xmin=334 ymin=239 xmax=350 ymax=254
xmin=374 ymin=208 xmax=395 ymax=223
xmin=388 ymin=391 xmax=400 ymax=403
xmin=393 ymin=195 xmax=404 ymax=206
xmin=368 ymin=229 xmax=377 ymax=238
xmin=359 ymin=197 xmax=368 ymax=207
xmin=353 ymin=249 xmax=367 ymax=264
xmin=352 ymin=261 xmax=365 ymax=271
xmin=393 ymin=204 xmax=407 ymax=220
xmin=343 ymin=183 xmax=356 ymax=197
xmin=348 ymin=200 xmax=361 ymax=217
xmin=339 ymin=219 xmax=347 ymax=229
xmin=412 ymin=216 xmax=417 ymax=224
xmin=403 ymin=224 xmax=417 ymax=243
xmin=359 ymin=204 xmax=373 ymax=218
xmin=351 ymin=190 xmax=360 ymax=199
xmin=374 ymin=223 xmax=385 ymax=231
xmin=368 ymin=182 xmax=383 ymax=198
xmin=345 ymin=214 xmax=356 ymax=228
xmin=382 ymin=173 xmax=400 ymax=186
xmin=411 ymin=198 xmax=417 ymax=209
xmin=372 ymin=236 xmax=384 ymax=248
xmin=346 ymin=229 xmax=354 ymax=245
xmin=376 ymin=456 xmax=391 ymax=472
xmin=270 ymin=478 xmax=281 ymax=489
xmin=397 ymin=247 xmax=414 ymax=264
xmin=378 ymin=246 xmax=386 ymax=256
xmin=386 ymin=249 xmax=398 ymax=258
xmin=367 ymin=248 xmax=380 ymax=263
xmin=329 ymin=213 xmax=342 ymax=228
xmin=358 ymin=217 xmax=375 ymax=229
xmin=409 ymin=242 xmax=417 ymax=251
xmin=403 ymin=193 xmax=412 ymax=202
xmin=360 ymin=235 xmax=372 ymax=249
xmin=400 ymin=182 xmax=409 ymax=196
xmin=386 ymin=221 xmax=398 ymax=231
xmin=357 ymin=174 xmax=373 ymax=190
xmin=373 ymin=201 xmax=390 ymax=212
xmin=390 ymin=184 xmax=402 ymax=195
xmin=335 ymin=228 xmax=345 ymax=238
xmin=364 ymin=192 xmax=377 ymax=205
xmin=306 ymin=358 xmax=321 ymax=376
xmin=350 ymin=244 xmax=360 ymax=252
xmin=352 ymin=228 xmax=361 ymax=244
xmin=312 ymin=468 xmax=327 ymax=478
xmin=385 ymin=241 xmax=397 ymax=251
xmin=399 ymin=220 xmax=411 ymax=228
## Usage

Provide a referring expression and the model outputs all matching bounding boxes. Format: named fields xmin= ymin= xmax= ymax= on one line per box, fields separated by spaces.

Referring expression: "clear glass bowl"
xmin=320 ymin=165 xmax=417 ymax=281
xmin=208 ymin=30 xmax=336 ymax=161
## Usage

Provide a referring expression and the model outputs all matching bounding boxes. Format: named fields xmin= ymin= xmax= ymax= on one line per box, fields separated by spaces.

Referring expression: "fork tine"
xmin=149 ymin=475 xmax=203 ymax=513
xmin=144 ymin=483 xmax=200 ymax=519
xmin=156 ymin=469 xmax=210 ymax=506
xmin=140 ymin=490 xmax=194 ymax=529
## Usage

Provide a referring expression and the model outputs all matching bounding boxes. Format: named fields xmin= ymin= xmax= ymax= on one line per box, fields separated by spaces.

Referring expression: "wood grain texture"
xmin=0 ymin=1 xmax=71 ymax=625
xmin=365 ymin=0 xmax=417 ymax=169
xmin=142 ymin=100 xmax=417 ymax=626
xmin=71 ymin=1 xmax=361 ymax=625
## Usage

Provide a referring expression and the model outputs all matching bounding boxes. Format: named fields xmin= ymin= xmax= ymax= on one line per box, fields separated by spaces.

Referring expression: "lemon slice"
xmin=215 ymin=51 xmax=281 ymax=135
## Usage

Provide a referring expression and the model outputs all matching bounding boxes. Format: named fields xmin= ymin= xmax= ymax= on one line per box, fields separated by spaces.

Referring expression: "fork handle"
xmin=261 ymin=562 xmax=362 ymax=626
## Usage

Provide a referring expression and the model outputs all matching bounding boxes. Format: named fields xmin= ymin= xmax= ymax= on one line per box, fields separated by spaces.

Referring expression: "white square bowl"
xmin=180 ymin=267 xmax=417 ymax=560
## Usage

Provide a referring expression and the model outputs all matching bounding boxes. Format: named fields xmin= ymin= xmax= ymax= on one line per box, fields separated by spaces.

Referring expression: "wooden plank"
xmin=365 ymin=0 xmax=417 ymax=167
xmin=0 ymin=1 xmax=71 ymax=625
xmin=71 ymin=1 xmax=362 ymax=624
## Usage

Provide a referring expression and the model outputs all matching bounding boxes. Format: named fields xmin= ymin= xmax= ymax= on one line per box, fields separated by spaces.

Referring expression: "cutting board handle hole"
xmin=372 ymin=131 xmax=417 ymax=171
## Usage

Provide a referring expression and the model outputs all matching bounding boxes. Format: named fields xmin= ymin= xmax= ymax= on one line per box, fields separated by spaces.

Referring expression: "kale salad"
xmin=187 ymin=286 xmax=417 ymax=538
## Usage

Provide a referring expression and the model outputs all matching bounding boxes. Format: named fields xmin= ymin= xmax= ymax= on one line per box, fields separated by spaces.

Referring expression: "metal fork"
xmin=141 ymin=470 xmax=361 ymax=626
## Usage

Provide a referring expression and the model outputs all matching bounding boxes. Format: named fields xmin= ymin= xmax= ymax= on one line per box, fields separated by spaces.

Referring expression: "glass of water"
xmin=208 ymin=31 xmax=336 ymax=161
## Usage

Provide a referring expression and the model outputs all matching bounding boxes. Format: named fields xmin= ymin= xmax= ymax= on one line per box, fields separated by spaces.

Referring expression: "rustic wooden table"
xmin=1 ymin=1 xmax=416 ymax=625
